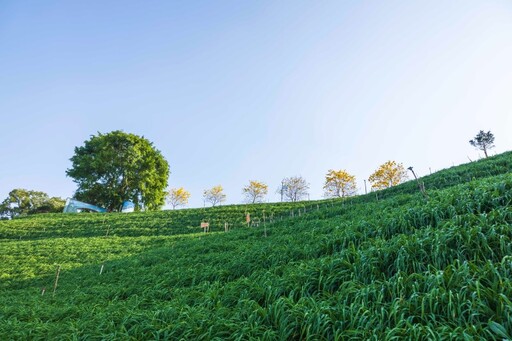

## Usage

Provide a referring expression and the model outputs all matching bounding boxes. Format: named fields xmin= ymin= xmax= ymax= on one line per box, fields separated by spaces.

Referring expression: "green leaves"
xmin=488 ymin=321 xmax=511 ymax=339
xmin=469 ymin=130 xmax=495 ymax=158
xmin=0 ymin=189 xmax=65 ymax=218
xmin=66 ymin=131 xmax=170 ymax=211
xmin=2 ymin=152 xmax=512 ymax=339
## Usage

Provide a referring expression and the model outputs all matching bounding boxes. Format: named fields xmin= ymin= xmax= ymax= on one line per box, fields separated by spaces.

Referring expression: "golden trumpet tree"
xmin=166 ymin=187 xmax=191 ymax=209
xmin=203 ymin=185 xmax=226 ymax=207
xmin=368 ymin=161 xmax=408 ymax=190
xmin=242 ymin=180 xmax=268 ymax=204
xmin=323 ymin=169 xmax=357 ymax=198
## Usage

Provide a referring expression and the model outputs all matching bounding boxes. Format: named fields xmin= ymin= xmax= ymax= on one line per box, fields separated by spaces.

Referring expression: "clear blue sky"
xmin=1 ymin=0 xmax=511 ymax=209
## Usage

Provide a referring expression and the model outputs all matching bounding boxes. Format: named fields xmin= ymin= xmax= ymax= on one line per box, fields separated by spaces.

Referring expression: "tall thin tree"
xmin=469 ymin=130 xmax=495 ymax=158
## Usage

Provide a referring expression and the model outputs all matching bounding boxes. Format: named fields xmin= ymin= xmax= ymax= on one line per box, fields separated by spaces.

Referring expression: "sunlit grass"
xmin=1 ymin=151 xmax=511 ymax=339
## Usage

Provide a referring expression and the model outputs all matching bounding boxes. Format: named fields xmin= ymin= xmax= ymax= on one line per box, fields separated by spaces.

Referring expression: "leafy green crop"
xmin=1 ymin=152 xmax=511 ymax=339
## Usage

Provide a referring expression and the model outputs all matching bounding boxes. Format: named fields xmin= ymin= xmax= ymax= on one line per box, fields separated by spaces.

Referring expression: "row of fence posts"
xmin=42 ymin=262 xmax=107 ymax=297
xmin=41 ymin=199 xmax=347 ymax=297
xmin=40 ymin=185 xmax=427 ymax=298
xmin=38 ymin=173 xmax=433 ymax=298
xmin=39 ymin=197 xmax=350 ymax=297
xmin=44 ymin=203 xmax=329 ymax=297
xmin=198 ymin=200 xmax=342 ymax=236
xmin=43 ymin=216 xmax=116 ymax=294
xmin=41 ymin=264 xmax=61 ymax=297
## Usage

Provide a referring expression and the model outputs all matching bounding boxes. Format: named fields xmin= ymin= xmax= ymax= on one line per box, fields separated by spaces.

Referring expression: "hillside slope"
xmin=1 ymin=153 xmax=511 ymax=340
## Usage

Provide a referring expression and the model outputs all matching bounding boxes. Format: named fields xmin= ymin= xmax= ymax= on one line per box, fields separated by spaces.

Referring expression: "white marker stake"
xmin=53 ymin=265 xmax=61 ymax=296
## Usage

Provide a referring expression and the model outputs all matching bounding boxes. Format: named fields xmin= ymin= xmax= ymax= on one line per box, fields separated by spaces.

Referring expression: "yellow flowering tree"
xmin=166 ymin=187 xmax=191 ymax=209
xmin=324 ymin=169 xmax=357 ymax=198
xmin=368 ymin=161 xmax=408 ymax=190
xmin=203 ymin=185 xmax=226 ymax=207
xmin=242 ymin=180 xmax=268 ymax=204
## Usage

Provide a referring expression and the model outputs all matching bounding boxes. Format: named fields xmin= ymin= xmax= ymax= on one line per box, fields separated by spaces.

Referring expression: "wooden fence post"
xmin=52 ymin=265 xmax=61 ymax=296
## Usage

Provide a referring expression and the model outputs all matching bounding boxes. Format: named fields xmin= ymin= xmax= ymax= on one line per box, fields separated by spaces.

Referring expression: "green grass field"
xmin=1 ymin=152 xmax=512 ymax=340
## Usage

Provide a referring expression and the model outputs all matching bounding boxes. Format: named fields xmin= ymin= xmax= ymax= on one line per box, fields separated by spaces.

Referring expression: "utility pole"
xmin=364 ymin=180 xmax=367 ymax=195
xmin=408 ymin=166 xmax=429 ymax=200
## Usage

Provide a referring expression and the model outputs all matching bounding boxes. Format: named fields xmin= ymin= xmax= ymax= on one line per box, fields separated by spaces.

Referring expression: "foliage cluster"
xmin=278 ymin=176 xmax=310 ymax=202
xmin=242 ymin=180 xmax=268 ymax=204
xmin=66 ymin=131 xmax=169 ymax=211
xmin=469 ymin=130 xmax=495 ymax=158
xmin=323 ymin=169 xmax=357 ymax=198
xmin=203 ymin=185 xmax=226 ymax=207
xmin=0 ymin=189 xmax=65 ymax=219
xmin=166 ymin=187 xmax=191 ymax=209
xmin=368 ymin=160 xmax=408 ymax=190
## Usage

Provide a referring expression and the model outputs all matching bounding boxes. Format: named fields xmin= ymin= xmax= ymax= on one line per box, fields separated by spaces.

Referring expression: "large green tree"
xmin=0 ymin=189 xmax=65 ymax=218
xmin=66 ymin=131 xmax=170 ymax=211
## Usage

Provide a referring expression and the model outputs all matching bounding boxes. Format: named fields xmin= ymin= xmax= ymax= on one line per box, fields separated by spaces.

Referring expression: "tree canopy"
xmin=66 ymin=131 xmax=169 ymax=211
xmin=203 ymin=185 xmax=226 ymax=207
xmin=368 ymin=161 xmax=408 ymax=190
xmin=242 ymin=180 xmax=268 ymax=204
xmin=279 ymin=176 xmax=309 ymax=202
xmin=166 ymin=187 xmax=191 ymax=209
xmin=469 ymin=130 xmax=495 ymax=158
xmin=0 ymin=189 xmax=65 ymax=218
xmin=324 ymin=169 xmax=357 ymax=198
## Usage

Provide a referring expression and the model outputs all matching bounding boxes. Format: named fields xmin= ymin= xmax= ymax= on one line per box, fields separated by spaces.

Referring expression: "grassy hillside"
xmin=1 ymin=153 xmax=511 ymax=339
